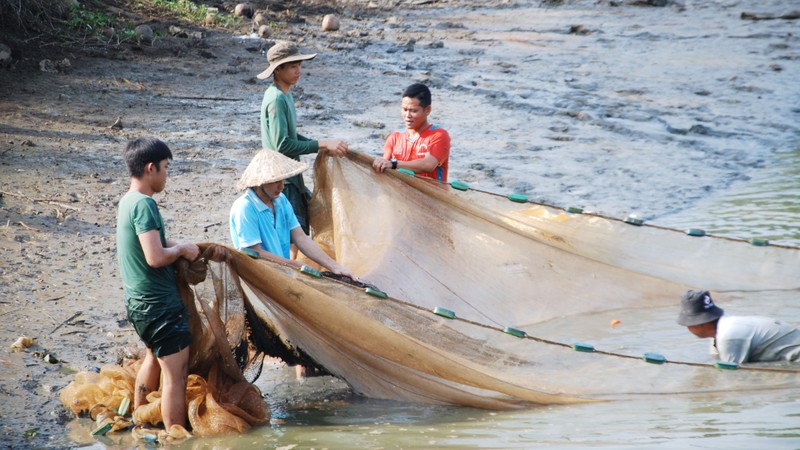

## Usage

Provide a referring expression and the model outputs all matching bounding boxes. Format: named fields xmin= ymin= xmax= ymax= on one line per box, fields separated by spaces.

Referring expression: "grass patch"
xmin=1 ymin=0 xmax=240 ymax=47
xmin=141 ymin=0 xmax=240 ymax=27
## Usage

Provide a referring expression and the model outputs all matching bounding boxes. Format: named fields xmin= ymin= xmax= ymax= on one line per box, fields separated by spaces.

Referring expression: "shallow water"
xmin=662 ymin=145 xmax=800 ymax=246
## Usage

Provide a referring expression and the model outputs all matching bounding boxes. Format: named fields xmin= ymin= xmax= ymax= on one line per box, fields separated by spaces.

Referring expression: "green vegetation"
xmin=65 ymin=2 xmax=138 ymax=42
xmin=1 ymin=0 xmax=240 ymax=45
xmin=142 ymin=0 xmax=240 ymax=27
xmin=66 ymin=3 xmax=116 ymax=32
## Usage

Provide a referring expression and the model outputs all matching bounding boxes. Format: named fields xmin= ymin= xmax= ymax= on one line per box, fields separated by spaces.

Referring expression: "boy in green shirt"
xmin=257 ymin=41 xmax=349 ymax=249
xmin=117 ymin=136 xmax=225 ymax=432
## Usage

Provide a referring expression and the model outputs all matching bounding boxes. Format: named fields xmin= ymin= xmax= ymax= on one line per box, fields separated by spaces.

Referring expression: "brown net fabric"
xmin=272 ymin=151 xmax=797 ymax=405
xmin=60 ymin=255 xmax=271 ymax=438
xmin=62 ymin=150 xmax=800 ymax=432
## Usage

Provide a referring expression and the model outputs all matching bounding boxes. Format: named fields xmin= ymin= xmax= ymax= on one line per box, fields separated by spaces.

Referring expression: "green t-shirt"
xmin=116 ymin=191 xmax=181 ymax=314
xmin=260 ymin=84 xmax=319 ymax=192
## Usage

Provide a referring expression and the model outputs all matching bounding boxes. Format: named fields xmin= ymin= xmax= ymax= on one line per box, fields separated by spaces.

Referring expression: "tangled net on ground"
xmin=59 ymin=246 xmax=299 ymax=439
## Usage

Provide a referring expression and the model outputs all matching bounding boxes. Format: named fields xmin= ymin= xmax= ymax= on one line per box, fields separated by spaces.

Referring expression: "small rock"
xmin=348 ymin=29 xmax=368 ymax=38
xmin=51 ymin=406 xmax=72 ymax=425
xmin=427 ymin=40 xmax=444 ymax=49
xmin=322 ymin=14 xmax=340 ymax=31
xmin=352 ymin=120 xmax=385 ymax=129
xmin=435 ymin=21 xmax=464 ymax=30
xmin=234 ymin=3 xmax=254 ymax=18
xmin=39 ymin=58 xmax=70 ymax=73
xmin=204 ymin=13 xmax=216 ymax=26
xmin=169 ymin=25 xmax=187 ymax=37
xmin=569 ymin=24 xmax=590 ymax=35
xmin=254 ymin=12 xmax=267 ymax=27
xmin=401 ymin=39 xmax=415 ymax=52
xmin=10 ymin=336 xmax=35 ymax=351
xmin=135 ymin=24 xmax=154 ymax=42
xmin=257 ymin=25 xmax=271 ymax=38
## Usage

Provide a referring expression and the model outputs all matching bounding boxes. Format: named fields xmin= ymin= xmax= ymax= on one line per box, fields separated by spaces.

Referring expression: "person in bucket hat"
xmin=677 ymin=290 xmax=800 ymax=364
xmin=257 ymin=41 xmax=349 ymax=250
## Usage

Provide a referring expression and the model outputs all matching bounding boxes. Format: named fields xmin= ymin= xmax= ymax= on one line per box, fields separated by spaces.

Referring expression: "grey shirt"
xmin=715 ymin=315 xmax=800 ymax=363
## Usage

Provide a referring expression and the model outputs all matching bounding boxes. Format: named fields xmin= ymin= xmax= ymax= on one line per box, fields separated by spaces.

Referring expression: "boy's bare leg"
xmin=135 ymin=348 xmax=161 ymax=409
xmin=157 ymin=346 xmax=190 ymax=430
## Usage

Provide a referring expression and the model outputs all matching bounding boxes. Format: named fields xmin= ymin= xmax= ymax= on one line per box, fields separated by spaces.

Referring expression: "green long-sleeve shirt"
xmin=260 ymin=84 xmax=319 ymax=192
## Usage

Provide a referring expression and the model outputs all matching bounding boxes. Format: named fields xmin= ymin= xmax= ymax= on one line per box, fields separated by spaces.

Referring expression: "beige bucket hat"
xmin=236 ymin=150 xmax=308 ymax=190
xmin=256 ymin=41 xmax=317 ymax=80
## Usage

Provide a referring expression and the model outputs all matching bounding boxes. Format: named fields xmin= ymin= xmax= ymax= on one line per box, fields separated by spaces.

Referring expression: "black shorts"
xmin=283 ymin=182 xmax=310 ymax=235
xmin=127 ymin=305 xmax=192 ymax=357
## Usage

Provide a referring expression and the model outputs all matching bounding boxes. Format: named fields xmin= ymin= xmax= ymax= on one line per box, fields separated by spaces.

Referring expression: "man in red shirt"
xmin=372 ymin=83 xmax=451 ymax=182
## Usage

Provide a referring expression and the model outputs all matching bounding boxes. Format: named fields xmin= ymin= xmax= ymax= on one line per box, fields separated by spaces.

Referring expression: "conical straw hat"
xmin=236 ymin=149 xmax=308 ymax=190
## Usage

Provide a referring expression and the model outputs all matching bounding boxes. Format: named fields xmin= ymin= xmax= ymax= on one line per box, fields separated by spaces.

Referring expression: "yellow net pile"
xmin=59 ymin=255 xmax=271 ymax=441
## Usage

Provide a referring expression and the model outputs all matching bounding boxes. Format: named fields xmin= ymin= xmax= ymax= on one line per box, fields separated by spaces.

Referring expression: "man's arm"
xmin=374 ymin=153 xmax=441 ymax=173
xmin=396 ymin=154 xmax=440 ymax=173
xmin=374 ymin=129 xmax=449 ymax=174
xmin=266 ymin=97 xmax=319 ymax=158
xmin=246 ymin=244 xmax=301 ymax=268
xmin=140 ymin=230 xmax=199 ymax=268
xmin=290 ymin=228 xmax=356 ymax=278
xmin=373 ymin=133 xmax=398 ymax=172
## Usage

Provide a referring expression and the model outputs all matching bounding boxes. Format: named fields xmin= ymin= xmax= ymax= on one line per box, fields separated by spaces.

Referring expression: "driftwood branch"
xmin=0 ymin=190 xmax=80 ymax=211
xmin=51 ymin=311 xmax=82 ymax=334
xmin=16 ymin=221 xmax=41 ymax=232
xmin=169 ymin=96 xmax=243 ymax=102
xmin=741 ymin=11 xmax=800 ymax=21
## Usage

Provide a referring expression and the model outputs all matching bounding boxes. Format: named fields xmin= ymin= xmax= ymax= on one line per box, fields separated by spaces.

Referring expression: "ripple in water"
xmin=661 ymin=146 xmax=800 ymax=246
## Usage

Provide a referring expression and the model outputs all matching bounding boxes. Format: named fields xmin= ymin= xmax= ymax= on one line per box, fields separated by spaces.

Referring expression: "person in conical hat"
xmin=257 ymin=40 xmax=349 ymax=250
xmin=230 ymin=149 xmax=356 ymax=278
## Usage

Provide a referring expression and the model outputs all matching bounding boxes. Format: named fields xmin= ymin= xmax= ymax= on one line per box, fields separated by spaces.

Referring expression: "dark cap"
xmin=676 ymin=290 xmax=724 ymax=326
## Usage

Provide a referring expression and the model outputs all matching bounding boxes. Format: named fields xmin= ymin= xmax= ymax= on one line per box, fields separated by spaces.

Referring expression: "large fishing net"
xmin=287 ymin=151 xmax=799 ymax=406
xmin=62 ymin=150 xmax=800 ymax=440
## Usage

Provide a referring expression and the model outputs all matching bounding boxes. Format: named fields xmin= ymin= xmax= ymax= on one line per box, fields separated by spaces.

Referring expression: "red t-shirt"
xmin=382 ymin=124 xmax=450 ymax=182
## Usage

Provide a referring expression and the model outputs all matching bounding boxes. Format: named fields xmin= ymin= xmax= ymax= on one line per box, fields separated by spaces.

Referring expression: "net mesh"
xmin=61 ymin=151 xmax=800 ymax=433
xmin=60 ymin=254 xmax=271 ymax=438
